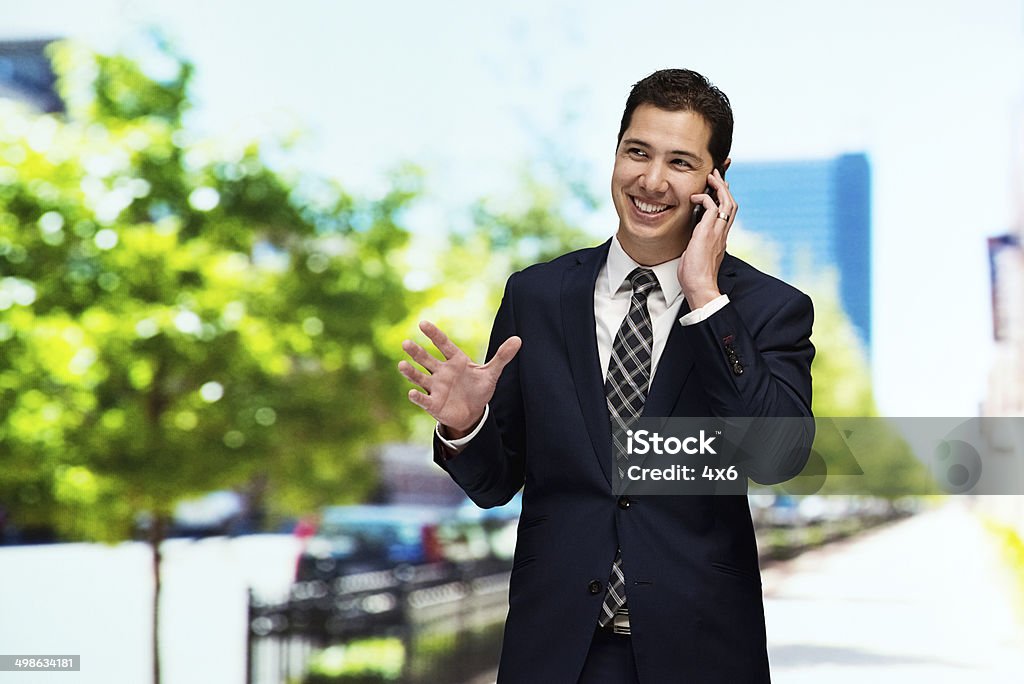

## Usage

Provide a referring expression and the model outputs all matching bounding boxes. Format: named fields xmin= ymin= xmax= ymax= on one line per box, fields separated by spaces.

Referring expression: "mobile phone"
xmin=693 ymin=176 xmax=720 ymax=225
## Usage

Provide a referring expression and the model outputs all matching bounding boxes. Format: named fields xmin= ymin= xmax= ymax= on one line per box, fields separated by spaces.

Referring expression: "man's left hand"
xmin=679 ymin=168 xmax=737 ymax=309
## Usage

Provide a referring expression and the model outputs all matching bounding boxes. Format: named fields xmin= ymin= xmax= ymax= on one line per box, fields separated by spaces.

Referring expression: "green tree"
xmin=0 ymin=40 xmax=414 ymax=683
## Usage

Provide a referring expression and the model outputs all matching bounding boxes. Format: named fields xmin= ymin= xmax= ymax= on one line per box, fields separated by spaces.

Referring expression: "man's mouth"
xmin=631 ymin=196 xmax=671 ymax=215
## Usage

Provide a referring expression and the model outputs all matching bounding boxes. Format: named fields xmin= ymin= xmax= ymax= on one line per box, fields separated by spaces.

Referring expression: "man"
xmin=398 ymin=69 xmax=814 ymax=682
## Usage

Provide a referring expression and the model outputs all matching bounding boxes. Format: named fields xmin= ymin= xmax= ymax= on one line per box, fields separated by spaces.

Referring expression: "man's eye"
xmin=672 ymin=159 xmax=691 ymax=168
xmin=627 ymin=148 xmax=647 ymax=158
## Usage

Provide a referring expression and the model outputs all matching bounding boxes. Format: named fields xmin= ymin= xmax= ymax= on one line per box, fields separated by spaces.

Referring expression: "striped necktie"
xmin=599 ymin=267 xmax=658 ymax=627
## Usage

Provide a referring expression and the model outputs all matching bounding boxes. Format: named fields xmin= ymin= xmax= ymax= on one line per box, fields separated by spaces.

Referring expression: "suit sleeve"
xmin=433 ymin=273 xmax=526 ymax=508
xmin=680 ymin=290 xmax=816 ymax=484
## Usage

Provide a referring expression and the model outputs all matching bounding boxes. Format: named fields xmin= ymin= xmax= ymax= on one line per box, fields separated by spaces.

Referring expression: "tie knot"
xmin=627 ymin=268 xmax=658 ymax=298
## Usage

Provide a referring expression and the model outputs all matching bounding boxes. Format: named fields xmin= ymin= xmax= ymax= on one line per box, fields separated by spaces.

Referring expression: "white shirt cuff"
xmin=435 ymin=404 xmax=490 ymax=452
xmin=679 ymin=294 xmax=730 ymax=326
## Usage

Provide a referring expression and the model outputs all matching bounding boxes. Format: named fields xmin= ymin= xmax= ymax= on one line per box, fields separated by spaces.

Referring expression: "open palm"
xmin=398 ymin=320 xmax=521 ymax=437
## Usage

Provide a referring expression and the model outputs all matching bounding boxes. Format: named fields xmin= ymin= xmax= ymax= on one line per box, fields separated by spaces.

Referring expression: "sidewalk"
xmin=762 ymin=501 xmax=1024 ymax=683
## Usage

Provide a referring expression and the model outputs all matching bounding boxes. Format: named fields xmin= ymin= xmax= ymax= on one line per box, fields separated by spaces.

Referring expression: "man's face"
xmin=611 ymin=104 xmax=720 ymax=265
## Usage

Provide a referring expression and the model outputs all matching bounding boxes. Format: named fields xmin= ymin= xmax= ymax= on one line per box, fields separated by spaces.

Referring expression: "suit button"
xmin=732 ymin=362 xmax=744 ymax=376
xmin=617 ymin=496 xmax=632 ymax=510
xmin=588 ymin=580 xmax=603 ymax=595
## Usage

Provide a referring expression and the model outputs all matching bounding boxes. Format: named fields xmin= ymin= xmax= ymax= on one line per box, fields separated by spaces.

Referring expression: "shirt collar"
xmin=606 ymin=236 xmax=683 ymax=303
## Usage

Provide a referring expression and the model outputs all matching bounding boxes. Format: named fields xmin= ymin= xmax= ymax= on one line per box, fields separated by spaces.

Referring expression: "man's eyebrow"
xmin=621 ymin=138 xmax=703 ymax=161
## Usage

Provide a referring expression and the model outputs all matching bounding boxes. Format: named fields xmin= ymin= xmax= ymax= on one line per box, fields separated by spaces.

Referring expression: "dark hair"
xmin=617 ymin=69 xmax=734 ymax=172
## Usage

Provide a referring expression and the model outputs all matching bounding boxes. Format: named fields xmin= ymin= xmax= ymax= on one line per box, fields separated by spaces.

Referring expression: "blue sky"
xmin=4 ymin=0 xmax=1024 ymax=415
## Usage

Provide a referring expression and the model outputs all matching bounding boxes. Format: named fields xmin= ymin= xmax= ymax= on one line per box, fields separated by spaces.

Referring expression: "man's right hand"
xmin=398 ymin=320 xmax=522 ymax=439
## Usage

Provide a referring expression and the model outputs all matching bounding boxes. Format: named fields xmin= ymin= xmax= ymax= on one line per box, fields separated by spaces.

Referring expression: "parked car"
xmin=294 ymin=504 xmax=492 ymax=583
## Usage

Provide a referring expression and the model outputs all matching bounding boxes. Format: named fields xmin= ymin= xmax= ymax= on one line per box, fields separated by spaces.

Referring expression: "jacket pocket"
xmin=710 ymin=561 xmax=761 ymax=587
xmin=512 ymin=555 xmax=537 ymax=571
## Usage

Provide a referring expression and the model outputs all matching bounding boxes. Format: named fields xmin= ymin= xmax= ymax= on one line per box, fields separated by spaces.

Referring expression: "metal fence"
xmin=248 ymin=559 xmax=510 ymax=684
xmin=247 ymin=497 xmax=911 ymax=684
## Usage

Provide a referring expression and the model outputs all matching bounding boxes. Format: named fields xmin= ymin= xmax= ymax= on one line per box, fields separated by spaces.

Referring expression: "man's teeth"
xmin=632 ymin=198 xmax=669 ymax=214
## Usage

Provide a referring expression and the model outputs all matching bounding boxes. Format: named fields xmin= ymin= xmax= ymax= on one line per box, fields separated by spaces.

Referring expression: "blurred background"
xmin=1 ymin=1 xmax=1023 ymax=683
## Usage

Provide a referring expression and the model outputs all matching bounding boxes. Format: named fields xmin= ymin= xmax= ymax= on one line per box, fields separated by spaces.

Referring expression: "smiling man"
xmin=399 ymin=69 xmax=815 ymax=682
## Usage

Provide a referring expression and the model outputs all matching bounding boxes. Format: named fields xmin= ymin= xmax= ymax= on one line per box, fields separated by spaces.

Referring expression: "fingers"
xmin=401 ymin=339 xmax=440 ymax=373
xmin=418 ymin=320 xmax=463 ymax=360
xmin=407 ymin=388 xmax=429 ymax=409
xmin=406 ymin=387 xmax=442 ymax=414
xmin=690 ymin=170 xmax=737 ymax=239
xmin=401 ymin=321 xmax=463 ymax=373
xmin=706 ymin=169 xmax=737 ymax=225
xmin=397 ymin=359 xmax=431 ymax=388
xmin=689 ymin=191 xmax=718 ymax=219
xmin=399 ymin=326 xmax=518 ymax=422
xmin=485 ymin=336 xmax=522 ymax=374
xmin=399 ymin=359 xmax=441 ymax=416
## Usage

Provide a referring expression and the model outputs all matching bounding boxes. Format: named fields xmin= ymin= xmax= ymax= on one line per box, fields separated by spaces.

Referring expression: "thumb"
xmin=486 ymin=336 xmax=522 ymax=374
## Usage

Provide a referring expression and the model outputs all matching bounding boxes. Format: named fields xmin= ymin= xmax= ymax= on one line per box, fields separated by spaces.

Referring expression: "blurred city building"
xmin=727 ymin=153 xmax=872 ymax=350
xmin=0 ymin=38 xmax=62 ymax=112
xmin=986 ymin=234 xmax=1024 ymax=415
xmin=981 ymin=109 xmax=1024 ymax=538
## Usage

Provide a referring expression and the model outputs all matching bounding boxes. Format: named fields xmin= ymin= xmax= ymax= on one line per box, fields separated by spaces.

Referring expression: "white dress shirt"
xmin=438 ymin=237 xmax=729 ymax=449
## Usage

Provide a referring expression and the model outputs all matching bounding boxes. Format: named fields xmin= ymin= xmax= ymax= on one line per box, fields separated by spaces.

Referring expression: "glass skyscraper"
xmin=726 ymin=153 xmax=871 ymax=349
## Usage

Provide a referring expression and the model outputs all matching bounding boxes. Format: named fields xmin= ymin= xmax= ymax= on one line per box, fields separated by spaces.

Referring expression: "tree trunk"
xmin=149 ymin=514 xmax=167 ymax=684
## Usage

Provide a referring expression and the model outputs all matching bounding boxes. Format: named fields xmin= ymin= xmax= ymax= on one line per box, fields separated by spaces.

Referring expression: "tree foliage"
xmin=0 ymin=40 xmax=416 ymax=541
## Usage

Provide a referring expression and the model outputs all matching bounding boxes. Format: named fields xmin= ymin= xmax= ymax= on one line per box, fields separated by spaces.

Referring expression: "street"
xmin=763 ymin=501 xmax=1024 ymax=682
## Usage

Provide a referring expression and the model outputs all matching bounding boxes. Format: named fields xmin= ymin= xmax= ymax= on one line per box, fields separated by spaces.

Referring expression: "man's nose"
xmin=639 ymin=164 xmax=668 ymax=193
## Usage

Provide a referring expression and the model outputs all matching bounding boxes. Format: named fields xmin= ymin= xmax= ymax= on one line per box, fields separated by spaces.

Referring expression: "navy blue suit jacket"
xmin=435 ymin=240 xmax=815 ymax=682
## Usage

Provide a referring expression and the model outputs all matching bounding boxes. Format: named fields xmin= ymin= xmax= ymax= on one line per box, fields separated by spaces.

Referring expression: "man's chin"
xmin=616 ymin=227 xmax=688 ymax=263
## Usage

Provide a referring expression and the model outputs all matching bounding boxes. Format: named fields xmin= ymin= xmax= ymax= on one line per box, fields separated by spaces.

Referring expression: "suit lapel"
xmin=560 ymin=247 xmax=740 ymax=486
xmin=562 ymin=241 xmax=614 ymax=487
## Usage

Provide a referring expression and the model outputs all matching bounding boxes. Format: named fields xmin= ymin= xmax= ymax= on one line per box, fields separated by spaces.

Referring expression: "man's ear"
xmin=720 ymin=157 xmax=731 ymax=177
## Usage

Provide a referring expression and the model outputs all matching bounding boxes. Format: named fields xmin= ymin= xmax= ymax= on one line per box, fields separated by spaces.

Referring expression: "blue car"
xmin=294 ymin=504 xmax=491 ymax=582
